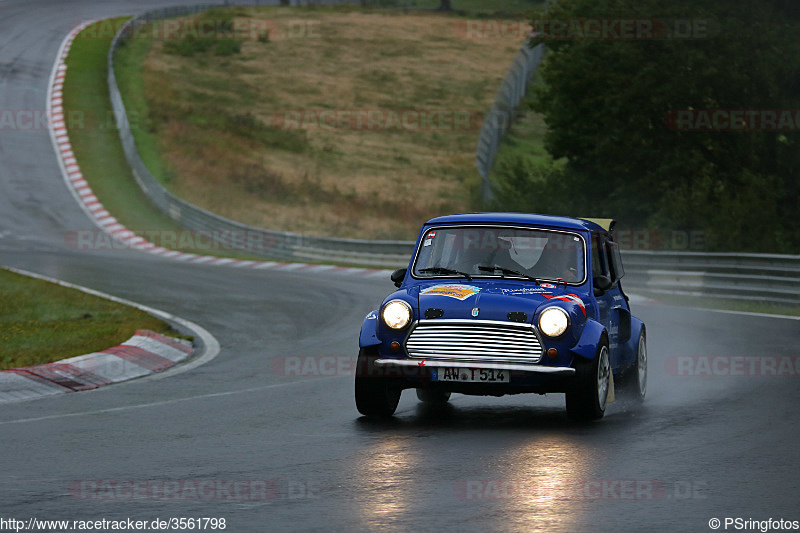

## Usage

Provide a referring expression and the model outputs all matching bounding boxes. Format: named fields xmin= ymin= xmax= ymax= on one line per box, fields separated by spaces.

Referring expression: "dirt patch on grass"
xmin=134 ymin=7 xmax=526 ymax=240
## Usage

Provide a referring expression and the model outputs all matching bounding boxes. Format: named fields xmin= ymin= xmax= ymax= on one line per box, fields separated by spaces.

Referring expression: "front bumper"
xmin=374 ymin=358 xmax=575 ymax=375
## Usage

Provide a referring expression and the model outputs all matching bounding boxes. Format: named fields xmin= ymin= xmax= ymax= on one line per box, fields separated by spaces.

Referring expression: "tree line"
xmin=490 ymin=0 xmax=800 ymax=253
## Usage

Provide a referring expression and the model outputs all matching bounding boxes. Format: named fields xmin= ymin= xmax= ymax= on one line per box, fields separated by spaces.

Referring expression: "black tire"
xmin=416 ymin=388 xmax=451 ymax=404
xmin=619 ymin=330 xmax=647 ymax=402
xmin=355 ymin=347 xmax=401 ymax=417
xmin=565 ymin=340 xmax=610 ymax=421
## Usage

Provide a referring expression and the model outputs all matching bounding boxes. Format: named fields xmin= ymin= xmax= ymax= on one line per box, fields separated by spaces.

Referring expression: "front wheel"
xmin=416 ymin=388 xmax=451 ymax=404
xmin=565 ymin=341 xmax=610 ymax=420
xmin=355 ymin=348 xmax=401 ymax=417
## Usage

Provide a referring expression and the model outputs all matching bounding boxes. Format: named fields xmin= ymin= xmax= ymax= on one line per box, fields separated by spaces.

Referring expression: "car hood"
xmin=414 ymin=280 xmax=586 ymax=324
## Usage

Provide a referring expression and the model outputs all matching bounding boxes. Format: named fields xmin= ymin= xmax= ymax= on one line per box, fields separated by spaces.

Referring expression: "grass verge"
xmin=63 ymin=18 xmax=268 ymax=260
xmin=489 ymin=86 xmax=550 ymax=174
xmin=0 ymin=269 xmax=184 ymax=370
xmin=64 ymin=18 xmax=186 ymax=240
xmin=394 ymin=0 xmax=543 ymax=15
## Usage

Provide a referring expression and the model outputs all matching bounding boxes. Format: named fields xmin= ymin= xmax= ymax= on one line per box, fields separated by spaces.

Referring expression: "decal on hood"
xmin=499 ymin=287 xmax=548 ymax=296
xmin=544 ymin=294 xmax=586 ymax=317
xmin=420 ymin=284 xmax=481 ymax=301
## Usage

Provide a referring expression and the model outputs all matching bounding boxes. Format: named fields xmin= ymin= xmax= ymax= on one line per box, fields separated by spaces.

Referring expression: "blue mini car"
xmin=356 ymin=213 xmax=647 ymax=420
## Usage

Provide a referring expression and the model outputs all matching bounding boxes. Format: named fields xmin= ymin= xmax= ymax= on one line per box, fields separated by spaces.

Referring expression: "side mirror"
xmin=391 ymin=268 xmax=407 ymax=288
xmin=593 ymin=275 xmax=612 ymax=296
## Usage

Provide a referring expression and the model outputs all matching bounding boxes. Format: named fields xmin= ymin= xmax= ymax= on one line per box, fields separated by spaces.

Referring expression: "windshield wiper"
xmin=418 ymin=267 xmax=472 ymax=281
xmin=477 ymin=265 xmax=540 ymax=284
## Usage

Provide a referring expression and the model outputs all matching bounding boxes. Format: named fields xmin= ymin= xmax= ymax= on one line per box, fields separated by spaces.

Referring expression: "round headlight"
xmin=382 ymin=300 xmax=412 ymax=330
xmin=539 ymin=307 xmax=569 ymax=337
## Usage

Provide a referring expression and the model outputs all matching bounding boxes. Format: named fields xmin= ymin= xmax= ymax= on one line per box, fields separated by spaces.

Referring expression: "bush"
xmin=227 ymin=113 xmax=308 ymax=153
xmin=489 ymin=154 xmax=569 ymax=214
xmin=163 ymin=36 xmax=214 ymax=57
xmin=214 ymin=39 xmax=242 ymax=56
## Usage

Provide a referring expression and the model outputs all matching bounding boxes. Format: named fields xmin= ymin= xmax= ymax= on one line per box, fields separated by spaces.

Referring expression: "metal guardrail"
xmin=621 ymin=251 xmax=800 ymax=305
xmin=105 ymin=6 xmax=799 ymax=305
xmin=476 ymin=43 xmax=545 ymax=202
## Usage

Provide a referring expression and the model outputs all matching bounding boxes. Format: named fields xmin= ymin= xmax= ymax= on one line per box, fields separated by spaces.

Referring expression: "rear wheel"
xmin=619 ymin=331 xmax=647 ymax=402
xmin=355 ymin=347 xmax=401 ymax=417
xmin=416 ymin=388 xmax=451 ymax=404
xmin=565 ymin=341 xmax=610 ymax=420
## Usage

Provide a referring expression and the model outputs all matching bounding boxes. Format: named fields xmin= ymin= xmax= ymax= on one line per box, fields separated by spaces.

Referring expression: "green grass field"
xmin=490 ymin=87 xmax=550 ymax=175
xmin=385 ymin=0 xmax=543 ymax=15
xmin=63 ymin=20 xmax=270 ymax=259
xmin=0 ymin=269 xmax=182 ymax=369
xmin=64 ymin=17 xmax=187 ymax=239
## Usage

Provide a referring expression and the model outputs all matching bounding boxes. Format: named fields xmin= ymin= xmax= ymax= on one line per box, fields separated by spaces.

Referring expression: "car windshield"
xmin=413 ymin=226 xmax=586 ymax=284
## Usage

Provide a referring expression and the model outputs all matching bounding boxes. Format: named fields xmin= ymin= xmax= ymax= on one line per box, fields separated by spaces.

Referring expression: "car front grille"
xmin=405 ymin=319 xmax=543 ymax=364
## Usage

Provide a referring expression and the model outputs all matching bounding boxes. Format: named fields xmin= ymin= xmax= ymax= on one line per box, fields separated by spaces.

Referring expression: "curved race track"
xmin=1 ymin=2 xmax=799 ymax=532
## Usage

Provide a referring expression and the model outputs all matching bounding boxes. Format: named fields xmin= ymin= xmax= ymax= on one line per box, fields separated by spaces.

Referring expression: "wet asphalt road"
xmin=1 ymin=1 xmax=799 ymax=532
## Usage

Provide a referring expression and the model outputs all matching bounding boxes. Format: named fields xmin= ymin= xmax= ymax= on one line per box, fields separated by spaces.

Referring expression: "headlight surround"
xmin=382 ymin=300 xmax=412 ymax=330
xmin=539 ymin=307 xmax=569 ymax=337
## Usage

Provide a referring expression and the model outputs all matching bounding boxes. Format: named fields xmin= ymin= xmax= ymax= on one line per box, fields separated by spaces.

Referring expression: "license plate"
xmin=435 ymin=367 xmax=510 ymax=383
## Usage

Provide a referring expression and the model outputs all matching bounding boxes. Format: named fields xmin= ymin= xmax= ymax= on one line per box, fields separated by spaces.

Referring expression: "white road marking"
xmin=0 ymin=378 xmax=334 ymax=426
xmin=689 ymin=306 xmax=800 ymax=321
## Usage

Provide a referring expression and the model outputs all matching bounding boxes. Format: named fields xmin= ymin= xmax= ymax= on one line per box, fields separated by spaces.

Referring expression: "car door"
xmin=592 ymin=232 xmax=630 ymax=366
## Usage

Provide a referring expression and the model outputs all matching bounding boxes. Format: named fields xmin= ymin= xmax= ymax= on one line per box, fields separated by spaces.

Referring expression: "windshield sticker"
xmin=420 ymin=284 xmax=481 ymax=300
xmin=544 ymin=294 xmax=587 ymax=317
xmin=423 ymin=231 xmax=437 ymax=247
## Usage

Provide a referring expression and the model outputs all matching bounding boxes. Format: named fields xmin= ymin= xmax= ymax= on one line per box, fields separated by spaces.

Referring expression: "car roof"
xmin=424 ymin=212 xmax=611 ymax=233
